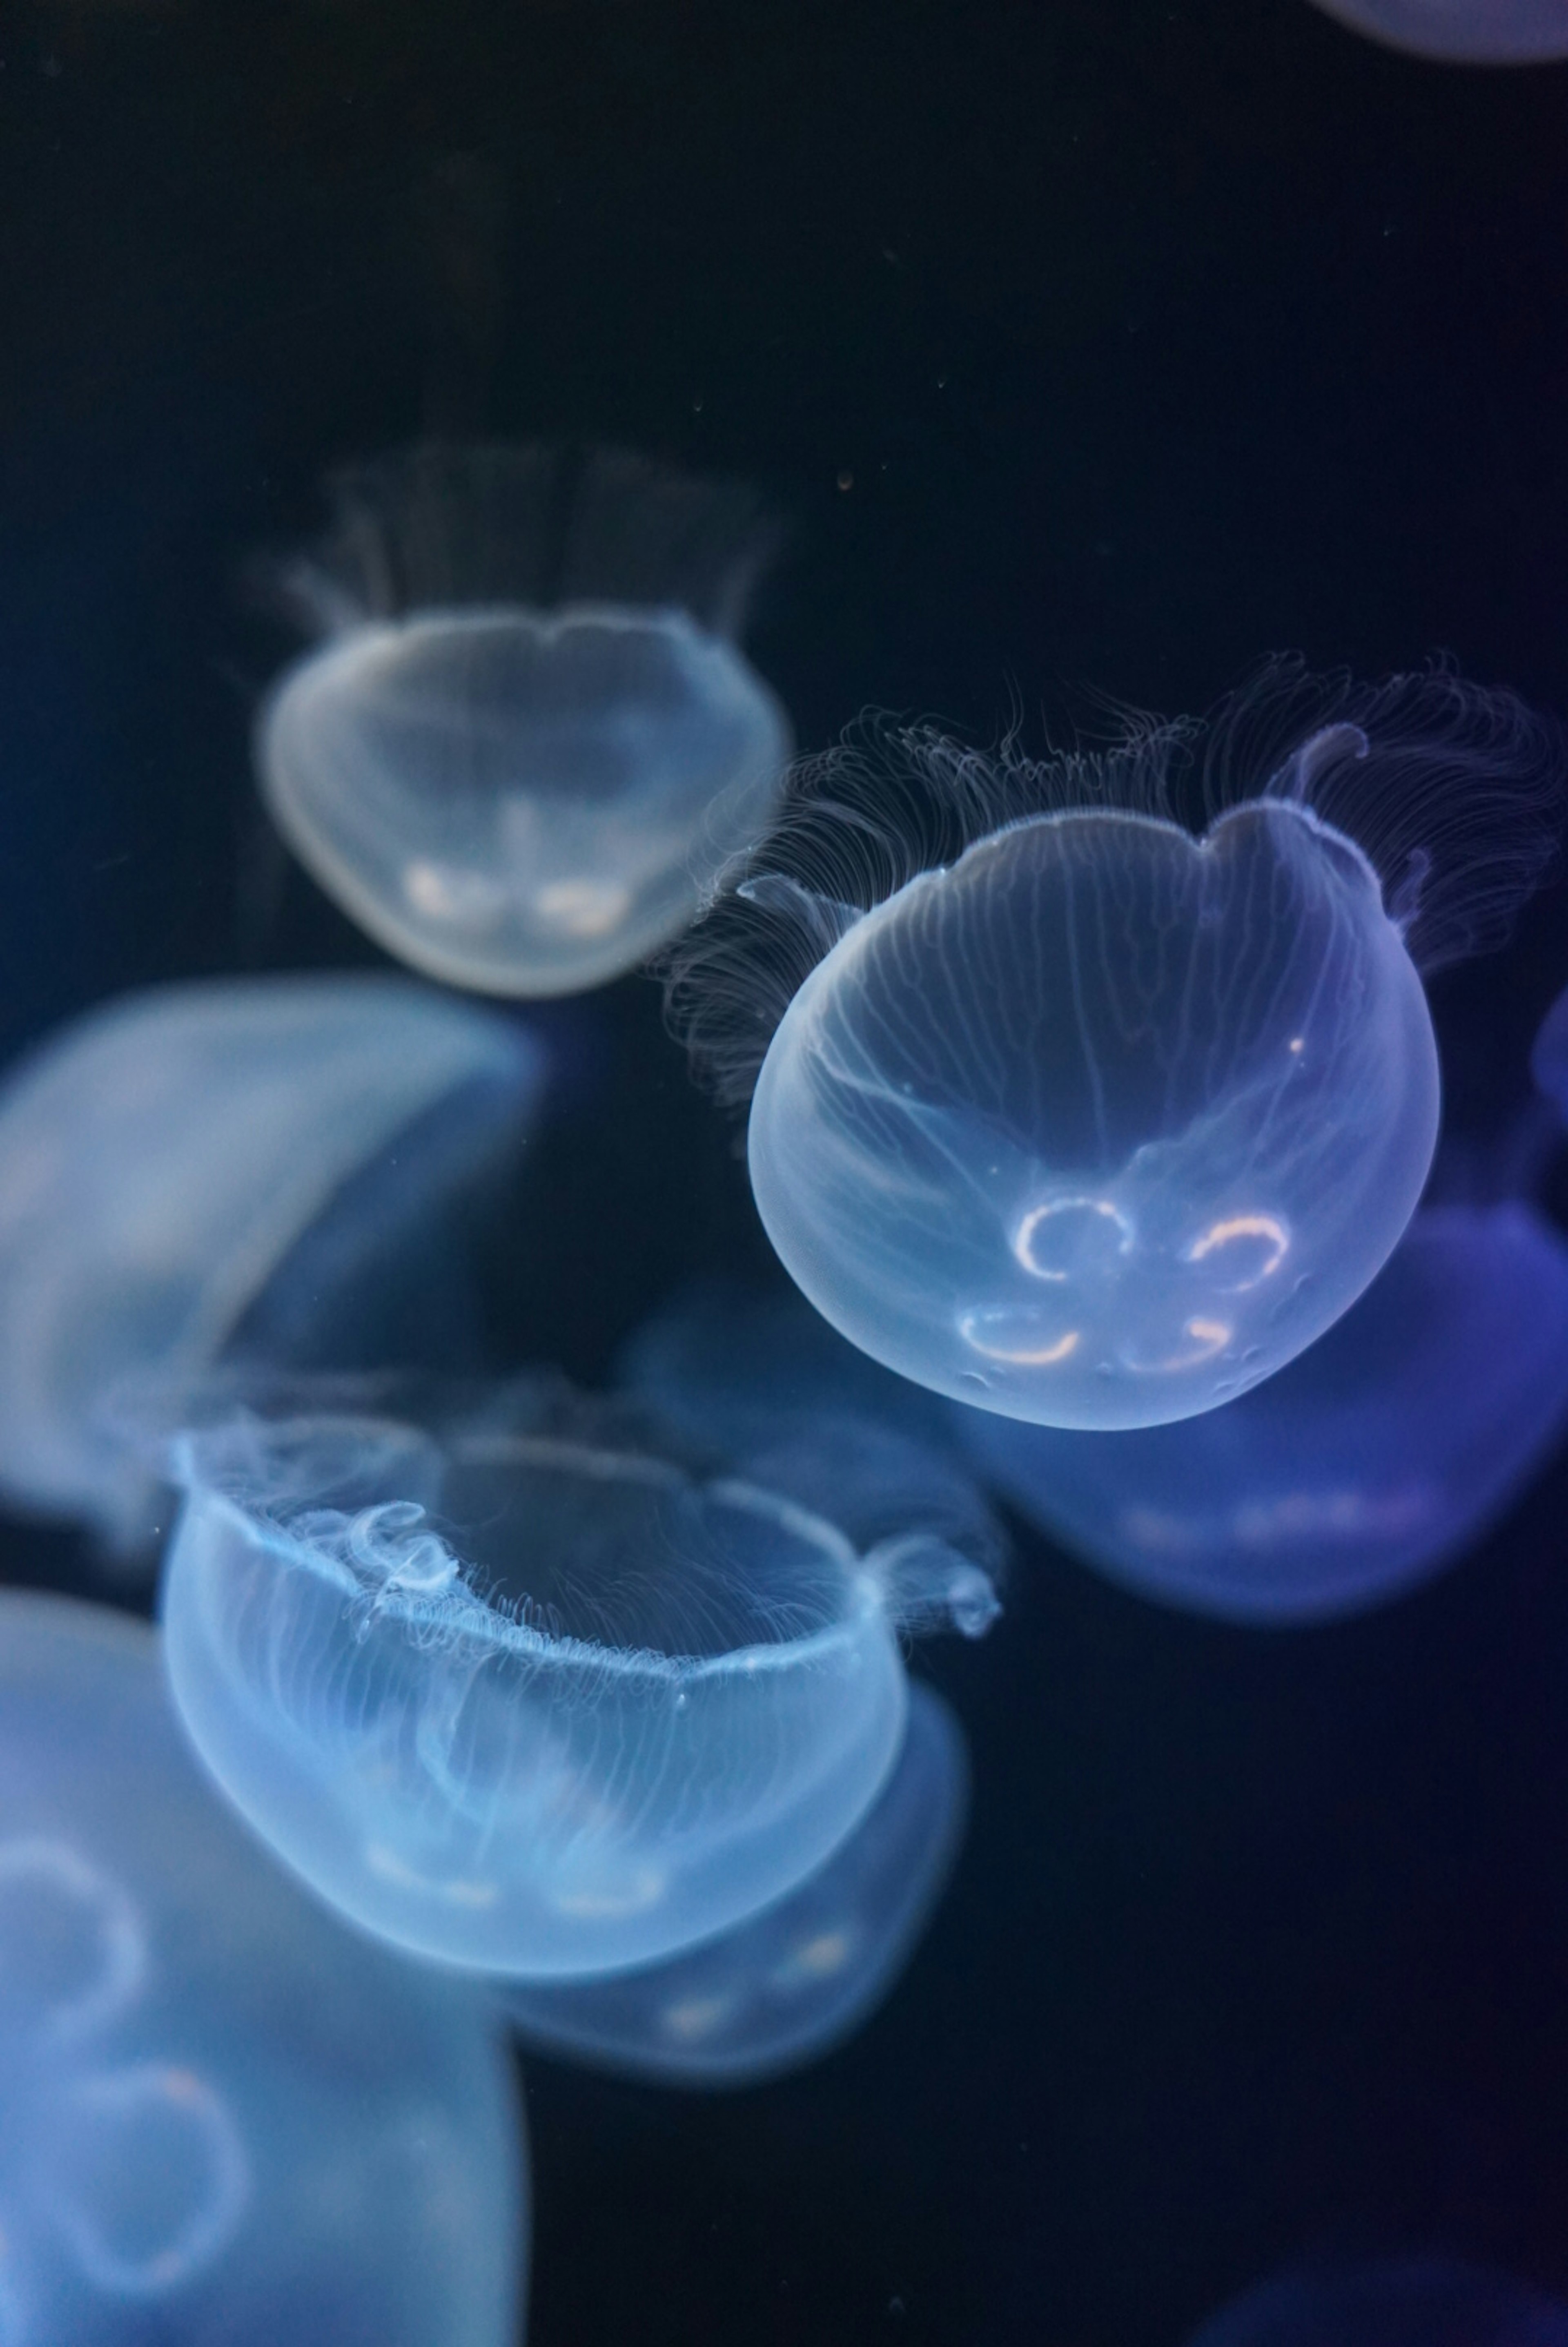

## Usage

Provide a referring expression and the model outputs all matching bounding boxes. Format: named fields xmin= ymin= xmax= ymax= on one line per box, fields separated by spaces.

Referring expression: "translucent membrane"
xmin=0 ymin=1591 xmax=523 ymax=2347
xmin=749 ymin=801 xmax=1439 ymax=1430
xmin=0 ymin=975 xmax=542 ymax=1544
xmin=1188 ymin=2254 xmax=1568 ymax=2344
xmin=503 ymin=1681 xmax=968 ymax=2085
xmin=959 ymin=1200 xmax=1568 ymax=1622
xmin=1307 ymin=0 xmax=1568 ymax=62
xmin=160 ymin=1404 xmax=995 ymax=1977
xmin=257 ymin=605 xmax=791 ymax=996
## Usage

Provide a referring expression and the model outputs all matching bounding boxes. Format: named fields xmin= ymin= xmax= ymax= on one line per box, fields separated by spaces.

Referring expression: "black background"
xmin=3 ymin=0 xmax=1568 ymax=2340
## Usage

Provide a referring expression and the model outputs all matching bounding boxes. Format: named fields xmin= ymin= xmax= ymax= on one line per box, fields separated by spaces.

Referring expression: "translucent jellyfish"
xmin=667 ymin=667 xmax=1563 ymax=1431
xmin=617 ymin=1280 xmax=1007 ymax=1580
xmin=255 ymin=442 xmax=793 ymax=996
xmin=1305 ymin=0 xmax=1568 ymax=62
xmin=1531 ymin=977 xmax=1568 ymax=1124
xmin=0 ymin=1588 xmax=525 ymax=2347
xmin=959 ymin=1188 xmax=1568 ymax=1622
xmin=158 ymin=1388 xmax=998 ymax=1977
xmin=502 ymin=1680 xmax=968 ymax=2086
xmin=0 ymin=974 xmax=543 ymax=1547
xmin=1187 ymin=2255 xmax=1568 ymax=2344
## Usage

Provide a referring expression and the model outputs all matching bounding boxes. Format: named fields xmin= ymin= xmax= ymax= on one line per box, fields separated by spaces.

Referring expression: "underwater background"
xmin=3 ymin=0 xmax=1568 ymax=2342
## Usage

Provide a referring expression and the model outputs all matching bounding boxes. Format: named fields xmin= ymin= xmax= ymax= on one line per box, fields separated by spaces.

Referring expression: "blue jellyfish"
xmin=0 ymin=1589 xmax=525 ymax=2347
xmin=502 ymin=1679 xmax=968 ymax=2086
xmin=255 ymin=443 xmax=793 ymax=997
xmin=0 ymin=975 xmax=542 ymax=1550
xmin=1187 ymin=2255 xmax=1568 ymax=2344
xmin=1305 ymin=0 xmax=1568 ymax=62
xmin=958 ymin=1180 xmax=1568 ymax=1624
xmin=617 ymin=1280 xmax=1007 ymax=1582
xmin=157 ymin=1385 xmax=998 ymax=1978
xmin=667 ymin=668 xmax=1563 ymax=1431
xmin=1531 ymin=978 xmax=1568 ymax=1125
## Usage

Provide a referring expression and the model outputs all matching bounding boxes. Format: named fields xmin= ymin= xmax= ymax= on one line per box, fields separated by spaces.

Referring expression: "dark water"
xmin=4 ymin=1 xmax=1568 ymax=2341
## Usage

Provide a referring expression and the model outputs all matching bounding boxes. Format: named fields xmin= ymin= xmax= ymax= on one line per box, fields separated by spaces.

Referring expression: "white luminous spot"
xmin=958 ymin=1311 xmax=1080 ymax=1368
xmin=50 ymin=2063 xmax=250 ymax=2298
xmin=1182 ymin=1213 xmax=1290 ymax=1290
xmin=533 ymin=880 xmax=633 ymax=939
xmin=660 ymin=1995 xmax=733 ymax=2044
xmin=549 ymin=1865 xmax=667 ymax=1921
xmin=363 ymin=1845 xmax=499 ymax=1909
xmin=401 ymin=859 xmax=510 ymax=930
xmin=785 ymin=1928 xmax=854 ymax=1981
xmin=1011 ymin=1196 xmax=1133 ymax=1281
xmin=1124 ymin=1318 xmax=1233 ymax=1374
xmin=1288 ymin=1036 xmax=1305 ymax=1055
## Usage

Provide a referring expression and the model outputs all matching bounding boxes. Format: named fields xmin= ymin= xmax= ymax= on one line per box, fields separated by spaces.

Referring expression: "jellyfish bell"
xmin=0 ymin=1589 xmax=524 ymax=2347
xmin=157 ymin=1383 xmax=998 ymax=1979
xmin=254 ymin=442 xmax=793 ymax=997
xmin=1187 ymin=2254 xmax=1568 ymax=2344
xmin=502 ymin=1679 xmax=969 ymax=2087
xmin=960 ymin=1188 xmax=1568 ymax=1622
xmin=667 ymin=665 xmax=1564 ymax=1432
xmin=0 ymin=974 xmax=544 ymax=1553
xmin=1305 ymin=0 xmax=1568 ymax=64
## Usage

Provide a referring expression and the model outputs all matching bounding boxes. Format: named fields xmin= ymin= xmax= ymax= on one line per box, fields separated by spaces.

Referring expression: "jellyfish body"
xmin=667 ymin=676 xmax=1563 ymax=1432
xmin=1305 ymin=0 xmax=1568 ymax=63
xmin=0 ymin=975 xmax=542 ymax=1546
xmin=503 ymin=1680 xmax=968 ymax=2086
xmin=1531 ymin=979 xmax=1568 ymax=1124
xmin=749 ymin=798 xmax=1440 ymax=1429
xmin=0 ymin=1590 xmax=524 ymax=2347
xmin=959 ymin=1199 xmax=1568 ymax=1621
xmin=255 ymin=444 xmax=792 ymax=996
xmin=159 ymin=1393 xmax=996 ymax=1977
xmin=1187 ymin=2255 xmax=1568 ymax=2344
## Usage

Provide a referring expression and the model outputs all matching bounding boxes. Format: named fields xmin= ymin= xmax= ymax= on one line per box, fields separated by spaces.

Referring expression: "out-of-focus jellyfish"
xmin=254 ymin=442 xmax=793 ymax=997
xmin=617 ymin=1280 xmax=1007 ymax=1580
xmin=0 ymin=1589 xmax=525 ymax=2347
xmin=666 ymin=666 xmax=1563 ymax=1431
xmin=158 ymin=1385 xmax=998 ymax=1978
xmin=1305 ymin=0 xmax=1568 ymax=63
xmin=958 ymin=1181 xmax=1568 ymax=1624
xmin=0 ymin=974 xmax=543 ymax=1550
xmin=1187 ymin=2254 xmax=1568 ymax=2343
xmin=1531 ymin=977 xmax=1568 ymax=1125
xmin=502 ymin=1680 xmax=968 ymax=2086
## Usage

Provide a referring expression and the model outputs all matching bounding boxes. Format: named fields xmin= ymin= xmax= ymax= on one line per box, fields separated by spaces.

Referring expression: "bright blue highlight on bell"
xmin=959 ymin=1198 xmax=1568 ymax=1622
xmin=158 ymin=1392 xmax=997 ymax=1978
xmin=0 ymin=1590 xmax=524 ymax=2347
xmin=1188 ymin=2256 xmax=1568 ymax=2345
xmin=1306 ymin=0 xmax=1568 ymax=61
xmin=503 ymin=1680 xmax=969 ymax=2086
xmin=0 ymin=974 xmax=543 ymax=1547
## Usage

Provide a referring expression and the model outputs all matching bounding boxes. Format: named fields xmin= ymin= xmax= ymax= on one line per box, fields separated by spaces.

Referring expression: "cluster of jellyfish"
xmin=2 ymin=428 xmax=1568 ymax=2343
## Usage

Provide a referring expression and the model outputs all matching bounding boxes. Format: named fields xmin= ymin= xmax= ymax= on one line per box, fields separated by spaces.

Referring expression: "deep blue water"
xmin=3 ymin=0 xmax=1568 ymax=2341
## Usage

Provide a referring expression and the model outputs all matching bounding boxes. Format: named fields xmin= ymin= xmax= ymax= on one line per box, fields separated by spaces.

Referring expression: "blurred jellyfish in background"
xmin=1530 ymin=975 xmax=1568 ymax=1124
xmin=1304 ymin=0 xmax=1568 ymax=63
xmin=0 ymin=974 xmax=543 ymax=1555
xmin=503 ymin=1679 xmax=969 ymax=2086
xmin=0 ymin=1589 xmax=525 ymax=2347
xmin=617 ymin=1279 xmax=1007 ymax=1582
xmin=1187 ymin=2254 xmax=1568 ymax=2343
xmin=666 ymin=665 xmax=1563 ymax=1432
xmin=157 ymin=1382 xmax=998 ymax=1979
xmin=253 ymin=442 xmax=793 ymax=996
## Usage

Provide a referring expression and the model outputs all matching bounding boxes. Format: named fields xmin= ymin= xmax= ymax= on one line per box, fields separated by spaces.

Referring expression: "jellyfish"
xmin=254 ymin=442 xmax=793 ymax=997
xmin=0 ymin=1588 xmax=525 ymax=2347
xmin=502 ymin=1679 xmax=967 ymax=2086
xmin=617 ymin=1280 xmax=1006 ymax=1580
xmin=666 ymin=666 xmax=1563 ymax=1431
xmin=1305 ymin=0 xmax=1568 ymax=63
xmin=958 ymin=1167 xmax=1568 ymax=1622
xmin=1187 ymin=2255 xmax=1568 ymax=2344
xmin=1530 ymin=977 xmax=1568 ymax=1125
xmin=157 ymin=1384 xmax=998 ymax=1978
xmin=0 ymin=973 xmax=543 ymax=1549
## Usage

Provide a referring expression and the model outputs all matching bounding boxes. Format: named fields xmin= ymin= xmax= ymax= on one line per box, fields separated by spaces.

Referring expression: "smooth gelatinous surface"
xmin=257 ymin=605 xmax=791 ymax=996
xmin=1188 ymin=2254 xmax=1568 ymax=2343
xmin=160 ymin=1399 xmax=995 ymax=1977
xmin=1531 ymin=979 xmax=1568 ymax=1123
xmin=1307 ymin=0 xmax=1568 ymax=62
xmin=748 ymin=800 xmax=1440 ymax=1430
xmin=959 ymin=1200 xmax=1568 ymax=1621
xmin=503 ymin=1680 xmax=968 ymax=2086
xmin=0 ymin=1590 xmax=524 ymax=2347
xmin=0 ymin=976 xmax=542 ymax=1544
